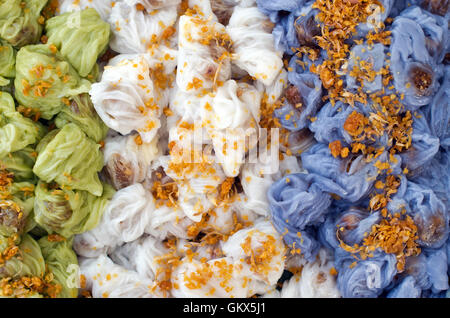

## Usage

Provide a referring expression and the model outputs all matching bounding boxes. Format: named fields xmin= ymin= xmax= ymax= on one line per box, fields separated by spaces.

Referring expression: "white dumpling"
xmin=255 ymin=68 xmax=288 ymax=104
xmin=73 ymin=183 xmax=154 ymax=257
xmin=235 ymin=163 xmax=276 ymax=217
xmin=171 ymin=219 xmax=285 ymax=297
xmin=144 ymin=201 xmax=194 ymax=240
xmin=108 ymin=2 xmax=178 ymax=54
xmin=222 ymin=220 xmax=285 ymax=289
xmin=227 ymin=6 xmax=283 ymax=86
xmin=79 ymin=255 xmax=154 ymax=298
xmin=57 ymin=0 xmax=115 ymax=21
xmin=170 ymin=256 xmax=247 ymax=298
xmin=177 ymin=15 xmax=231 ymax=93
xmin=280 ymin=249 xmax=341 ymax=298
xmin=235 ymin=155 xmax=301 ymax=217
xmin=205 ymin=80 xmax=261 ymax=177
xmin=109 ymin=235 xmax=170 ymax=281
xmin=90 ymin=54 xmax=162 ymax=143
xmin=103 ymin=133 xmax=160 ymax=190
xmin=160 ymin=143 xmax=227 ymax=222
xmin=187 ymin=0 xmax=217 ymax=19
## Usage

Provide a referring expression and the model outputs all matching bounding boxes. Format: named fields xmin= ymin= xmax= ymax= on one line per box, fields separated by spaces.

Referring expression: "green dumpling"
xmin=0 ymin=91 xmax=44 ymax=158
xmin=0 ymin=0 xmax=48 ymax=47
xmin=45 ymin=8 xmax=110 ymax=77
xmin=33 ymin=123 xmax=104 ymax=196
xmin=38 ymin=236 xmax=78 ymax=298
xmin=34 ymin=181 xmax=115 ymax=237
xmin=0 ymin=40 xmax=15 ymax=78
xmin=0 ymin=154 xmax=37 ymax=236
xmin=55 ymin=93 xmax=109 ymax=143
xmin=0 ymin=146 xmax=37 ymax=182
xmin=0 ymin=180 xmax=36 ymax=236
xmin=0 ymin=234 xmax=65 ymax=298
xmin=0 ymin=234 xmax=46 ymax=279
xmin=14 ymin=44 xmax=91 ymax=119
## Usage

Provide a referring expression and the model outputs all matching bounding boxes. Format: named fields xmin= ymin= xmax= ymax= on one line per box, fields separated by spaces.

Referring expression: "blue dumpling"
xmin=275 ymin=72 xmax=323 ymax=131
xmin=389 ymin=6 xmax=446 ymax=110
xmin=318 ymin=207 xmax=381 ymax=251
xmin=403 ymin=181 xmax=449 ymax=249
xmin=423 ymin=246 xmax=449 ymax=293
xmin=301 ymin=143 xmax=387 ymax=202
xmin=411 ymin=149 xmax=450 ymax=210
xmin=399 ymin=109 xmax=440 ymax=177
xmin=423 ymin=66 xmax=450 ymax=150
xmin=268 ymin=173 xmax=332 ymax=230
xmin=354 ymin=0 xmax=394 ymax=38
xmin=336 ymin=250 xmax=397 ymax=298
xmin=309 ymin=101 xmax=355 ymax=145
xmin=267 ymin=173 xmax=331 ymax=260
xmin=387 ymin=276 xmax=421 ymax=298
xmin=346 ymin=43 xmax=387 ymax=94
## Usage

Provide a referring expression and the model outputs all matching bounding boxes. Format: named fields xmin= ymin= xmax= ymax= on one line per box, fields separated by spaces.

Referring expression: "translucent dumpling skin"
xmin=14 ymin=44 xmax=91 ymax=120
xmin=45 ymin=8 xmax=111 ymax=77
xmin=34 ymin=181 xmax=115 ymax=238
xmin=38 ymin=236 xmax=79 ymax=298
xmin=0 ymin=40 xmax=15 ymax=79
xmin=54 ymin=93 xmax=109 ymax=143
xmin=0 ymin=91 xmax=43 ymax=158
xmin=33 ymin=123 xmax=104 ymax=196
xmin=0 ymin=0 xmax=48 ymax=47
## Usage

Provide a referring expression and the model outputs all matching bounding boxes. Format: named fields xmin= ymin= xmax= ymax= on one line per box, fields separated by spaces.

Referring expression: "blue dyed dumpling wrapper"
xmin=268 ymin=173 xmax=332 ymax=229
xmin=403 ymin=181 xmax=449 ymax=249
xmin=354 ymin=0 xmax=393 ymax=37
xmin=309 ymin=101 xmax=359 ymax=145
xmin=424 ymin=66 xmax=450 ymax=150
xmin=390 ymin=6 xmax=446 ymax=110
xmin=272 ymin=12 xmax=299 ymax=54
xmin=301 ymin=143 xmax=381 ymax=202
xmin=319 ymin=208 xmax=381 ymax=251
xmin=403 ymin=254 xmax=432 ymax=290
xmin=424 ymin=247 xmax=449 ymax=293
xmin=387 ymin=276 xmax=421 ymax=298
xmin=275 ymin=72 xmax=323 ymax=131
xmin=399 ymin=6 xmax=448 ymax=63
xmin=336 ymin=251 xmax=397 ymax=298
xmin=399 ymin=110 xmax=440 ymax=176
xmin=268 ymin=173 xmax=329 ymax=261
xmin=411 ymin=149 xmax=450 ymax=210
xmin=346 ymin=43 xmax=386 ymax=93
xmin=273 ymin=3 xmax=321 ymax=54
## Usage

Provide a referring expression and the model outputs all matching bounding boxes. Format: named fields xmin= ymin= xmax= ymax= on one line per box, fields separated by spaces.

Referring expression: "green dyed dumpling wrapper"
xmin=0 ymin=234 xmax=46 ymax=279
xmin=45 ymin=8 xmax=110 ymax=77
xmin=14 ymin=44 xmax=91 ymax=119
xmin=34 ymin=181 xmax=115 ymax=237
xmin=0 ymin=0 xmax=48 ymax=47
xmin=0 ymin=181 xmax=36 ymax=236
xmin=0 ymin=40 xmax=15 ymax=78
xmin=38 ymin=236 xmax=78 ymax=298
xmin=55 ymin=93 xmax=108 ymax=143
xmin=0 ymin=146 xmax=36 ymax=182
xmin=33 ymin=123 xmax=104 ymax=196
xmin=0 ymin=91 xmax=43 ymax=158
